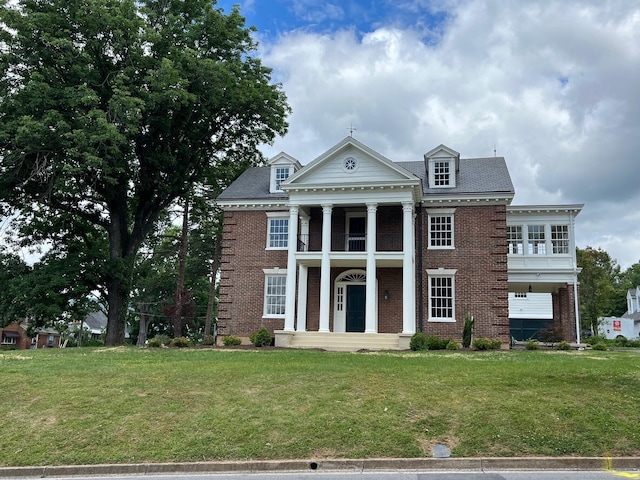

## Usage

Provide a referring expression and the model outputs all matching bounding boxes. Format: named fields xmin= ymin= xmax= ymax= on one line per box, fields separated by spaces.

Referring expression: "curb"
xmin=0 ymin=457 xmax=639 ymax=477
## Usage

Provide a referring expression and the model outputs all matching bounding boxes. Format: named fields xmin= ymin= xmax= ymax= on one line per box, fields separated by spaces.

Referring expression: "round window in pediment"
xmin=343 ymin=156 xmax=358 ymax=172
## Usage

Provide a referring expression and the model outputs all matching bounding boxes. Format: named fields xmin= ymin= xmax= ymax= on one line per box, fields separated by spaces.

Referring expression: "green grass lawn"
xmin=1 ymin=347 xmax=639 ymax=466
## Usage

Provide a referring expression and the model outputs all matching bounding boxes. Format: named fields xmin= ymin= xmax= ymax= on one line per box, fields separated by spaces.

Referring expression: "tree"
xmin=576 ymin=247 xmax=625 ymax=333
xmin=0 ymin=252 xmax=30 ymax=327
xmin=0 ymin=0 xmax=290 ymax=345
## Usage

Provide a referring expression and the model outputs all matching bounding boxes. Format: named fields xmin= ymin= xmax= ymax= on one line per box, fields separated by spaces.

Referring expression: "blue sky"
xmin=209 ymin=0 xmax=640 ymax=270
xmin=215 ymin=0 xmax=450 ymax=41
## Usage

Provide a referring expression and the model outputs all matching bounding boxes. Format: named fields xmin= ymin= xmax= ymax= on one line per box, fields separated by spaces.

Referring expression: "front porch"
xmin=274 ymin=331 xmax=413 ymax=351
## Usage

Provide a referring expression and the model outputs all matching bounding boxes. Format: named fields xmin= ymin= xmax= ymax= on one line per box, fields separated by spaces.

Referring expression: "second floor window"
xmin=429 ymin=214 xmax=454 ymax=248
xmin=528 ymin=225 xmax=546 ymax=254
xmin=551 ymin=225 xmax=569 ymax=254
xmin=267 ymin=217 xmax=288 ymax=249
xmin=507 ymin=226 xmax=523 ymax=254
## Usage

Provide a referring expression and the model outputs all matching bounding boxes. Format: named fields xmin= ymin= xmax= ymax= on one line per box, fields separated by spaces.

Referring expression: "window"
xmin=551 ymin=225 xmax=569 ymax=254
xmin=263 ymin=270 xmax=286 ymax=317
xmin=274 ymin=167 xmax=291 ymax=191
xmin=507 ymin=226 xmax=523 ymax=254
xmin=514 ymin=292 xmax=528 ymax=298
xmin=428 ymin=159 xmax=455 ymax=188
xmin=527 ymin=225 xmax=546 ymax=254
xmin=346 ymin=213 xmax=366 ymax=251
xmin=428 ymin=209 xmax=455 ymax=248
xmin=1 ymin=334 xmax=17 ymax=345
xmin=427 ymin=269 xmax=457 ymax=322
xmin=266 ymin=214 xmax=288 ymax=249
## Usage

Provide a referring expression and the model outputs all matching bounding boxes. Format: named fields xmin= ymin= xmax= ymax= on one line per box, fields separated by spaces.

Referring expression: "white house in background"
xmin=598 ymin=286 xmax=640 ymax=340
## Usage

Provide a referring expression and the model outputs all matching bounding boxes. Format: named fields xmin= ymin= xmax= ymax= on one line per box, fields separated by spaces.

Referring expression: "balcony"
xmin=297 ymin=233 xmax=403 ymax=252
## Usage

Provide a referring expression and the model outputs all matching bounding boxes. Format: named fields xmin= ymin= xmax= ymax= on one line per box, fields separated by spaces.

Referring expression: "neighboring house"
xmin=0 ymin=323 xmax=31 ymax=350
xmin=598 ymin=286 xmax=640 ymax=339
xmin=76 ymin=311 xmax=107 ymax=340
xmin=216 ymin=137 xmax=583 ymax=350
xmin=0 ymin=322 xmax=60 ymax=349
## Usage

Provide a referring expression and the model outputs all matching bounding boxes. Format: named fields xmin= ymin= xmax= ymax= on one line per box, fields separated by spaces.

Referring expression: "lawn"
xmin=1 ymin=347 xmax=639 ymax=466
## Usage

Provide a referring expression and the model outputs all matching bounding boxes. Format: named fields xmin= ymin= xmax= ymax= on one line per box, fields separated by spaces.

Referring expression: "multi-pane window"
xmin=264 ymin=274 xmax=286 ymax=317
xmin=551 ymin=225 xmax=569 ymax=254
xmin=429 ymin=214 xmax=453 ymax=248
xmin=428 ymin=275 xmax=455 ymax=322
xmin=507 ymin=226 xmax=523 ymax=254
xmin=433 ymin=161 xmax=451 ymax=186
xmin=274 ymin=167 xmax=290 ymax=191
xmin=1 ymin=334 xmax=17 ymax=345
xmin=527 ymin=225 xmax=546 ymax=254
xmin=267 ymin=217 xmax=288 ymax=249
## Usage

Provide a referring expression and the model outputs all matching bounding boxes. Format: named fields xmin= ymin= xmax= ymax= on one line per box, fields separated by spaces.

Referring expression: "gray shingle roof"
xmin=218 ymin=155 xmax=514 ymax=200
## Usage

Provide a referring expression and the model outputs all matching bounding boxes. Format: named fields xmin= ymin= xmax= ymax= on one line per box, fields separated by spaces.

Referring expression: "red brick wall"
xmin=0 ymin=324 xmax=30 ymax=350
xmin=419 ymin=204 xmax=510 ymax=343
xmin=218 ymin=210 xmax=288 ymax=337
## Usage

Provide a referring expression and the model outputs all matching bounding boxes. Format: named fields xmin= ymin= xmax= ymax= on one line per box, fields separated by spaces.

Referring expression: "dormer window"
xmin=274 ymin=166 xmax=291 ymax=191
xmin=424 ymin=145 xmax=460 ymax=189
xmin=268 ymin=152 xmax=302 ymax=194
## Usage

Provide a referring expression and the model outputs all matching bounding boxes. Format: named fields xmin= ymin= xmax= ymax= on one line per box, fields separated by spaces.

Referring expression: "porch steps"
xmin=288 ymin=332 xmax=401 ymax=352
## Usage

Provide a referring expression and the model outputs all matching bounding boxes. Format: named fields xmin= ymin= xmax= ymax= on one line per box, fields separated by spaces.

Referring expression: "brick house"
xmin=0 ymin=322 xmax=61 ymax=349
xmin=217 ymin=137 xmax=582 ymax=350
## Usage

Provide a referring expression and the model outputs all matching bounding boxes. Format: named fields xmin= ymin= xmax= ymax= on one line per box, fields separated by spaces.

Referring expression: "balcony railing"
xmin=297 ymin=233 xmax=403 ymax=252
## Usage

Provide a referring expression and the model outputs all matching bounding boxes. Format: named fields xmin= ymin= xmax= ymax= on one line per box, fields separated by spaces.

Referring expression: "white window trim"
xmin=263 ymin=268 xmax=287 ymax=319
xmin=270 ymin=165 xmax=292 ymax=193
xmin=427 ymin=208 xmax=455 ymax=250
xmin=345 ymin=211 xmax=367 ymax=251
xmin=428 ymin=158 xmax=456 ymax=188
xmin=266 ymin=212 xmax=289 ymax=250
xmin=426 ymin=268 xmax=457 ymax=323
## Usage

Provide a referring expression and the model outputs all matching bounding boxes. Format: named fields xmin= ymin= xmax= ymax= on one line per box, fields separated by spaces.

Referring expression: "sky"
xmin=214 ymin=0 xmax=640 ymax=270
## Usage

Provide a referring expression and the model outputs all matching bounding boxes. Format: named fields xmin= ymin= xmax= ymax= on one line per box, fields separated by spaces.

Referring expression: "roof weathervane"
xmin=348 ymin=124 xmax=357 ymax=137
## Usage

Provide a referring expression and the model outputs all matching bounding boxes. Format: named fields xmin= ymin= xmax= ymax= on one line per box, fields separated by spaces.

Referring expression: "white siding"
xmin=508 ymin=292 xmax=553 ymax=319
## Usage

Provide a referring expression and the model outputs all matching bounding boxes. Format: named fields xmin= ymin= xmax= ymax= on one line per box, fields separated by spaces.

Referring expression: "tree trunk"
xmin=136 ymin=303 xmax=149 ymax=347
xmin=204 ymin=237 xmax=221 ymax=339
xmin=173 ymin=197 xmax=189 ymax=338
xmin=104 ymin=275 xmax=129 ymax=346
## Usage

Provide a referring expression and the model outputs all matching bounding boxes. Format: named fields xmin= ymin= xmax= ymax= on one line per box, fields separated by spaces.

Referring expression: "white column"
xmin=283 ymin=205 xmax=299 ymax=332
xmin=319 ymin=204 xmax=332 ymax=332
xmin=402 ymin=202 xmax=416 ymax=334
xmin=365 ymin=203 xmax=377 ymax=333
xmin=296 ymin=265 xmax=308 ymax=332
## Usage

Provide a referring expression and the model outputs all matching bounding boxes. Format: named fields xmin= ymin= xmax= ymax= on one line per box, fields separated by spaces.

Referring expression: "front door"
xmin=346 ymin=284 xmax=366 ymax=332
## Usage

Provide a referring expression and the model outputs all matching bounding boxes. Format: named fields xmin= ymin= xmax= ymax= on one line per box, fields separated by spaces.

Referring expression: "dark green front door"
xmin=346 ymin=285 xmax=366 ymax=332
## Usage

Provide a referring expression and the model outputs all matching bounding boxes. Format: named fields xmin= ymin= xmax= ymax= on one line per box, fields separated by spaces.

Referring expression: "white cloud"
xmin=258 ymin=0 xmax=640 ymax=269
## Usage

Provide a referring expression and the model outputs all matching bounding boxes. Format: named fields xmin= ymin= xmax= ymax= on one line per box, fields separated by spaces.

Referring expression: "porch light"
xmin=384 ymin=290 xmax=389 ymax=300
xmin=528 ymin=284 xmax=532 ymax=293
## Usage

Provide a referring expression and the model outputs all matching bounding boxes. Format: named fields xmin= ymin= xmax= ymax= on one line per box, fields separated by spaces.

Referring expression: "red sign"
xmin=613 ymin=320 xmax=621 ymax=331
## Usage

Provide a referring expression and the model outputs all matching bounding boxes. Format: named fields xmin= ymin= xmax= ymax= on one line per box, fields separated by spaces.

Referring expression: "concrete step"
xmin=288 ymin=332 xmax=401 ymax=351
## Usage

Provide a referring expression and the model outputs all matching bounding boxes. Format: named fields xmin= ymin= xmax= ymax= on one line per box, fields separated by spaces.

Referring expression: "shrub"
xmin=626 ymin=339 xmax=640 ymax=348
xmin=556 ymin=341 xmax=571 ymax=350
xmin=472 ymin=337 xmax=501 ymax=351
xmin=585 ymin=334 xmax=607 ymax=346
xmin=147 ymin=337 xmax=164 ymax=348
xmin=424 ymin=335 xmax=447 ymax=350
xmin=170 ymin=337 xmax=191 ymax=348
xmin=250 ymin=327 xmax=272 ymax=347
xmin=539 ymin=325 xmax=564 ymax=343
xmin=462 ymin=314 xmax=474 ymax=348
xmin=410 ymin=332 xmax=427 ymax=351
xmin=446 ymin=340 xmax=460 ymax=350
xmin=525 ymin=339 xmax=540 ymax=350
xmin=222 ymin=335 xmax=242 ymax=346
xmin=202 ymin=334 xmax=215 ymax=346
xmin=614 ymin=335 xmax=628 ymax=347
xmin=592 ymin=342 xmax=608 ymax=351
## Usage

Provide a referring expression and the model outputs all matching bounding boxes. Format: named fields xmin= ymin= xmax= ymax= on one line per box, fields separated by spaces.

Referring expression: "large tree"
xmin=0 ymin=0 xmax=289 ymax=344
xmin=576 ymin=246 xmax=625 ymax=333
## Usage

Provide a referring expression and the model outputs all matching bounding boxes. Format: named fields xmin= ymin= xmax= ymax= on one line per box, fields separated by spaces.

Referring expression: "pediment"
xmin=283 ymin=137 xmax=419 ymax=189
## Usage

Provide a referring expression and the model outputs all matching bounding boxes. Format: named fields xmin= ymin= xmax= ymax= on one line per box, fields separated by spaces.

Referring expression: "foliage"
xmin=538 ymin=324 xmax=564 ymax=343
xmin=146 ymin=337 xmax=164 ymax=348
xmin=585 ymin=334 xmax=608 ymax=346
xmin=202 ymin=335 xmax=215 ymax=346
xmin=577 ymin=247 xmax=626 ymax=333
xmin=525 ymin=340 xmax=540 ymax=350
xmin=556 ymin=341 xmax=571 ymax=351
xmin=424 ymin=334 xmax=448 ymax=350
xmin=409 ymin=332 xmax=427 ymax=351
xmin=472 ymin=337 xmax=502 ymax=351
xmin=222 ymin=335 xmax=242 ymax=346
xmin=462 ymin=314 xmax=474 ymax=348
xmin=0 ymin=0 xmax=290 ymax=346
xmin=446 ymin=340 xmax=460 ymax=350
xmin=592 ymin=342 xmax=608 ymax=351
xmin=250 ymin=327 xmax=272 ymax=347
xmin=169 ymin=337 xmax=191 ymax=348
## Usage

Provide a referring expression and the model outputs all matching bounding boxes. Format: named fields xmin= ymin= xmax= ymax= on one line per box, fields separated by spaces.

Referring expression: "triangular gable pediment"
xmin=424 ymin=144 xmax=460 ymax=172
xmin=267 ymin=152 xmax=302 ymax=170
xmin=283 ymin=137 xmax=419 ymax=189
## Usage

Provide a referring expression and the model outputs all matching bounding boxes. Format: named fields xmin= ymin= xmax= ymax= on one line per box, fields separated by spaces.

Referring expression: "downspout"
xmin=417 ymin=203 xmax=424 ymax=332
